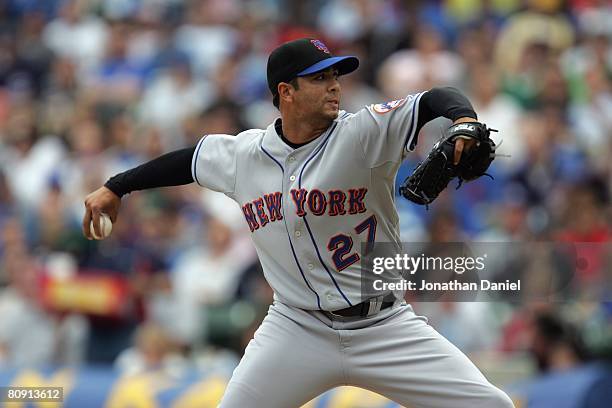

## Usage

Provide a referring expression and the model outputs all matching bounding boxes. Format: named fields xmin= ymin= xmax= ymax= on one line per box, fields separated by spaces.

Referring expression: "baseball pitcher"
xmin=83 ymin=38 xmax=513 ymax=408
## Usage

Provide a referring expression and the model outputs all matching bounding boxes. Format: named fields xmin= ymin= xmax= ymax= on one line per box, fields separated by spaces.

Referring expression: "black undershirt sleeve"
xmin=104 ymin=146 xmax=196 ymax=198
xmin=409 ymin=87 xmax=477 ymax=150
xmin=103 ymin=88 xmax=474 ymax=197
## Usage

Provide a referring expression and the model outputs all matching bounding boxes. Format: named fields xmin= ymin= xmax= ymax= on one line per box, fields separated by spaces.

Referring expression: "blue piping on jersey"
xmin=298 ymin=123 xmax=353 ymax=307
xmin=261 ymin=144 xmax=322 ymax=310
xmin=339 ymin=111 xmax=351 ymax=120
xmin=261 ymin=144 xmax=284 ymax=171
xmin=191 ymin=135 xmax=207 ymax=186
xmin=403 ymin=92 xmax=424 ymax=152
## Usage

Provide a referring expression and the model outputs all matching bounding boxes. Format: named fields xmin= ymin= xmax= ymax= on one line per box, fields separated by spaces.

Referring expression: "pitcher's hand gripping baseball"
xmin=399 ymin=121 xmax=499 ymax=206
xmin=82 ymin=186 xmax=121 ymax=239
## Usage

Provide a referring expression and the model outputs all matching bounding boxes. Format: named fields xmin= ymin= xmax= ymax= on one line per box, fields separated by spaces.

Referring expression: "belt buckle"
xmin=364 ymin=294 xmax=384 ymax=317
xmin=325 ymin=294 xmax=391 ymax=319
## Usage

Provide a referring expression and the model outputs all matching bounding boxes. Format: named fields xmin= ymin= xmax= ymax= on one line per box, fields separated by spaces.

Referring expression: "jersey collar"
xmin=262 ymin=111 xmax=347 ymax=158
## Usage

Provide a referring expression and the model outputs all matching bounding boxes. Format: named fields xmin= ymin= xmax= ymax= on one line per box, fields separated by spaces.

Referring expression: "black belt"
xmin=326 ymin=293 xmax=396 ymax=318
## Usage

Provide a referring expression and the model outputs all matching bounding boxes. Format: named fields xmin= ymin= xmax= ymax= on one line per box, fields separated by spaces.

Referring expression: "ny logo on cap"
xmin=311 ymin=39 xmax=330 ymax=54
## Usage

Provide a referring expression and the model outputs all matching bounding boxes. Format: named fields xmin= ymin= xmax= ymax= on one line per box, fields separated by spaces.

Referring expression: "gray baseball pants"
xmin=219 ymin=301 xmax=515 ymax=408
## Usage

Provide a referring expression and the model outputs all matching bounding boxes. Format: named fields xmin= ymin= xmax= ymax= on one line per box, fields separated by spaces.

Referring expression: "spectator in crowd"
xmin=529 ymin=311 xmax=590 ymax=373
xmin=42 ymin=0 xmax=108 ymax=77
xmin=114 ymin=321 xmax=188 ymax=377
xmin=138 ymin=54 xmax=215 ymax=148
xmin=0 ymin=238 xmax=85 ymax=367
xmin=377 ymin=24 xmax=464 ymax=98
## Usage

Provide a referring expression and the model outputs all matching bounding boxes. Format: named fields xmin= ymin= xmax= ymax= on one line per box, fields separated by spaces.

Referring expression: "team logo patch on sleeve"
xmin=372 ymin=98 xmax=407 ymax=113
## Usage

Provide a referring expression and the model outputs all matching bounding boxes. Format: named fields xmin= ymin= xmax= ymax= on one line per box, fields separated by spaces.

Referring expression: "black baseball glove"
xmin=399 ymin=122 xmax=498 ymax=206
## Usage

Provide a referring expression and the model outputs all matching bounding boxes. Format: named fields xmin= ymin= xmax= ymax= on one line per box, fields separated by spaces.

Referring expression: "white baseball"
xmin=90 ymin=213 xmax=113 ymax=239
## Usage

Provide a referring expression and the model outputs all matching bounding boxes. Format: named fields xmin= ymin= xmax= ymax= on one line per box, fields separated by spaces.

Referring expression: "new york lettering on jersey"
xmin=242 ymin=188 xmax=367 ymax=232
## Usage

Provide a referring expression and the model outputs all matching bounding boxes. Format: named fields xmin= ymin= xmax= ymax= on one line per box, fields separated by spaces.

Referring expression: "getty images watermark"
xmin=371 ymin=253 xmax=520 ymax=292
xmin=359 ymin=242 xmax=612 ymax=303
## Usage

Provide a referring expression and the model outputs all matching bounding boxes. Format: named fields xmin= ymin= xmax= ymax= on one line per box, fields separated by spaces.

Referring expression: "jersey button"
xmin=308 ymin=263 xmax=314 ymax=270
xmin=289 ymin=175 xmax=296 ymax=181
xmin=295 ymin=231 xmax=301 ymax=237
xmin=289 ymin=157 xmax=295 ymax=162
xmin=326 ymin=294 xmax=334 ymax=301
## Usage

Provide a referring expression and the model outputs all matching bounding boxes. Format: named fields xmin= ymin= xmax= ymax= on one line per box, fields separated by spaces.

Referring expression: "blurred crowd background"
xmin=0 ymin=0 xmax=611 ymax=405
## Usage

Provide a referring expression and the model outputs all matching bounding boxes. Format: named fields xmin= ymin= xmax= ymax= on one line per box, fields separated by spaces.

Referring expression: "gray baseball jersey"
xmin=191 ymin=92 xmax=424 ymax=311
